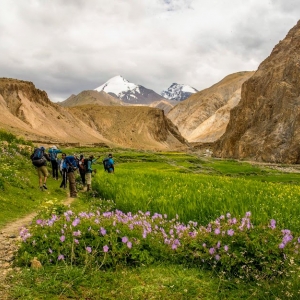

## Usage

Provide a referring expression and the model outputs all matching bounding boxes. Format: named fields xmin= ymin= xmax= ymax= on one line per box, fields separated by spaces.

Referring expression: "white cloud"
xmin=0 ymin=0 xmax=299 ymax=102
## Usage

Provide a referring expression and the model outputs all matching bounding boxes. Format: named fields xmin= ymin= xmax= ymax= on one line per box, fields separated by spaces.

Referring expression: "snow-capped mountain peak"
xmin=94 ymin=75 xmax=138 ymax=97
xmin=161 ymin=83 xmax=198 ymax=101
xmin=94 ymin=76 xmax=165 ymax=105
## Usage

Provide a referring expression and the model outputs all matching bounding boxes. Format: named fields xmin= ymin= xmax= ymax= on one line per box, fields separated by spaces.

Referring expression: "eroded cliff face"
xmin=0 ymin=78 xmax=113 ymax=144
xmin=214 ymin=20 xmax=300 ymax=163
xmin=0 ymin=79 xmax=50 ymax=124
xmin=70 ymin=105 xmax=188 ymax=150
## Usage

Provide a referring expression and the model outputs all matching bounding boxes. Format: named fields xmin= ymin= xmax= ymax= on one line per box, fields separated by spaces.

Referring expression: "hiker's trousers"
xmin=67 ymin=171 xmax=77 ymax=197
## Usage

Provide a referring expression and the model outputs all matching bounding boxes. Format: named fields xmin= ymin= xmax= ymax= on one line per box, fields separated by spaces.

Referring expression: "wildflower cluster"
xmin=16 ymin=210 xmax=300 ymax=279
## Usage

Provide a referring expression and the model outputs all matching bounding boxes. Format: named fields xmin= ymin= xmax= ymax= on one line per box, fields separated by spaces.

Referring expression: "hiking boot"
xmin=43 ymin=184 xmax=48 ymax=190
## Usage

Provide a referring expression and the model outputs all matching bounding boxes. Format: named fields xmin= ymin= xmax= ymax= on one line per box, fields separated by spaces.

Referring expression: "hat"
xmin=52 ymin=145 xmax=57 ymax=150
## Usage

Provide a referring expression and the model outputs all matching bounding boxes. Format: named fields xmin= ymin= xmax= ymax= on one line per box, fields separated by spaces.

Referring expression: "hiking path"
xmin=0 ymin=196 xmax=75 ymax=299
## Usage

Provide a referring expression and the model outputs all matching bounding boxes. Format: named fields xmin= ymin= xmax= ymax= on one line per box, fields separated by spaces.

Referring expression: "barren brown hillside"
xmin=60 ymin=90 xmax=122 ymax=107
xmin=0 ymin=78 xmax=110 ymax=145
xmin=214 ymin=20 xmax=300 ymax=163
xmin=167 ymin=71 xmax=254 ymax=142
xmin=149 ymin=99 xmax=176 ymax=114
xmin=0 ymin=78 xmax=187 ymax=150
xmin=70 ymin=105 xmax=188 ymax=150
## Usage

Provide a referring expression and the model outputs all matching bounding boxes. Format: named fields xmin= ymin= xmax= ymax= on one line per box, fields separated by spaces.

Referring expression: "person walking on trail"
xmin=63 ymin=154 xmax=78 ymax=198
xmin=30 ymin=146 xmax=51 ymax=191
xmin=48 ymin=146 xmax=62 ymax=180
xmin=85 ymin=155 xmax=100 ymax=191
xmin=78 ymin=154 xmax=86 ymax=186
xmin=59 ymin=153 xmax=67 ymax=189
xmin=103 ymin=153 xmax=115 ymax=173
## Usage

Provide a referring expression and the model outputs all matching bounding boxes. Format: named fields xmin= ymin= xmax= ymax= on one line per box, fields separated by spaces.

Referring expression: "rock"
xmin=30 ymin=257 xmax=42 ymax=269
xmin=214 ymin=20 xmax=300 ymax=163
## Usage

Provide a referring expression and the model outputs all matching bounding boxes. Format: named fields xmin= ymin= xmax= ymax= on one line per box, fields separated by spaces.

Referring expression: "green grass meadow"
xmin=1 ymin=135 xmax=300 ymax=299
xmin=94 ymin=151 xmax=300 ymax=231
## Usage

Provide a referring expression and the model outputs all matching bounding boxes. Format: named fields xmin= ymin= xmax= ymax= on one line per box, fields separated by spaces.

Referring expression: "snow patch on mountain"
xmin=94 ymin=75 xmax=165 ymax=104
xmin=161 ymin=83 xmax=198 ymax=101
xmin=94 ymin=75 xmax=137 ymax=97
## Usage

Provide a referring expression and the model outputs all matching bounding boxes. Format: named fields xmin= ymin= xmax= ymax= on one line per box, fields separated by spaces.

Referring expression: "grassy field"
xmin=94 ymin=151 xmax=300 ymax=231
xmin=1 ymin=136 xmax=300 ymax=299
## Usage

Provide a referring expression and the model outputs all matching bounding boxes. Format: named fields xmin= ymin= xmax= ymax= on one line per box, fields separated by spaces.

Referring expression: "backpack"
xmin=31 ymin=148 xmax=46 ymax=167
xmin=83 ymin=158 xmax=89 ymax=172
xmin=49 ymin=151 xmax=57 ymax=161
xmin=78 ymin=158 xmax=85 ymax=171
xmin=103 ymin=158 xmax=111 ymax=171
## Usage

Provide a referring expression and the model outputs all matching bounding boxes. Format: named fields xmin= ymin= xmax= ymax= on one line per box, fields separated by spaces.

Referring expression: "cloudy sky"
xmin=0 ymin=0 xmax=299 ymax=102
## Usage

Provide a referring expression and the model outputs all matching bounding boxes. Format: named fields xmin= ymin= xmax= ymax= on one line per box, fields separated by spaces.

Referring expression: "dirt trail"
xmin=0 ymin=196 xmax=75 ymax=298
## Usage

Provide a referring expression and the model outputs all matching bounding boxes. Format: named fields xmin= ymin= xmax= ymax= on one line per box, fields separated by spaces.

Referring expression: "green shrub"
xmin=15 ymin=209 xmax=300 ymax=280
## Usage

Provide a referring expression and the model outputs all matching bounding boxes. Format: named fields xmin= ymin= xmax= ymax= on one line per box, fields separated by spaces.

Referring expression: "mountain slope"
xmin=167 ymin=71 xmax=254 ymax=142
xmin=94 ymin=75 xmax=165 ymax=104
xmin=0 ymin=78 xmax=110 ymax=144
xmin=161 ymin=83 xmax=198 ymax=101
xmin=69 ymin=105 xmax=188 ymax=150
xmin=188 ymin=89 xmax=242 ymax=143
xmin=149 ymin=99 xmax=177 ymax=114
xmin=213 ymin=20 xmax=300 ymax=163
xmin=0 ymin=78 xmax=187 ymax=151
xmin=59 ymin=90 xmax=122 ymax=107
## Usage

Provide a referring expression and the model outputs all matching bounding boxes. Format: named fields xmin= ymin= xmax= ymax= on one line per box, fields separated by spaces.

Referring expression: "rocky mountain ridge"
xmin=0 ymin=78 xmax=188 ymax=151
xmin=161 ymin=83 xmax=198 ymax=101
xmin=60 ymin=90 xmax=123 ymax=107
xmin=213 ymin=20 xmax=300 ymax=163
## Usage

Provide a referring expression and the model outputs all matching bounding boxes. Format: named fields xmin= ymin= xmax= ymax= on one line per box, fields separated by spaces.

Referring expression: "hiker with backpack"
xmin=48 ymin=146 xmax=62 ymax=180
xmin=103 ymin=153 xmax=115 ymax=173
xmin=78 ymin=154 xmax=86 ymax=186
xmin=85 ymin=155 xmax=100 ymax=191
xmin=30 ymin=146 xmax=51 ymax=191
xmin=59 ymin=153 xmax=67 ymax=189
xmin=63 ymin=154 xmax=79 ymax=198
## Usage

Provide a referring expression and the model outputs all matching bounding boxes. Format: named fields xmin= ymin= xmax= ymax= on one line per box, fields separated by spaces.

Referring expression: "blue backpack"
xmin=32 ymin=148 xmax=46 ymax=167
xmin=103 ymin=158 xmax=112 ymax=171
xmin=49 ymin=151 xmax=57 ymax=161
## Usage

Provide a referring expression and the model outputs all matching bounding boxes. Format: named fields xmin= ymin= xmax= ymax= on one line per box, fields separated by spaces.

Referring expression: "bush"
xmin=15 ymin=210 xmax=300 ymax=280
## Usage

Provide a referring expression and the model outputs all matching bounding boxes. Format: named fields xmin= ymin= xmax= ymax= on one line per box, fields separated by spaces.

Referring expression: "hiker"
xmin=59 ymin=153 xmax=67 ymax=189
xmin=63 ymin=154 xmax=78 ymax=198
xmin=103 ymin=153 xmax=115 ymax=173
xmin=30 ymin=146 xmax=51 ymax=191
xmin=48 ymin=146 xmax=62 ymax=180
xmin=85 ymin=155 xmax=100 ymax=191
xmin=78 ymin=154 xmax=86 ymax=186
